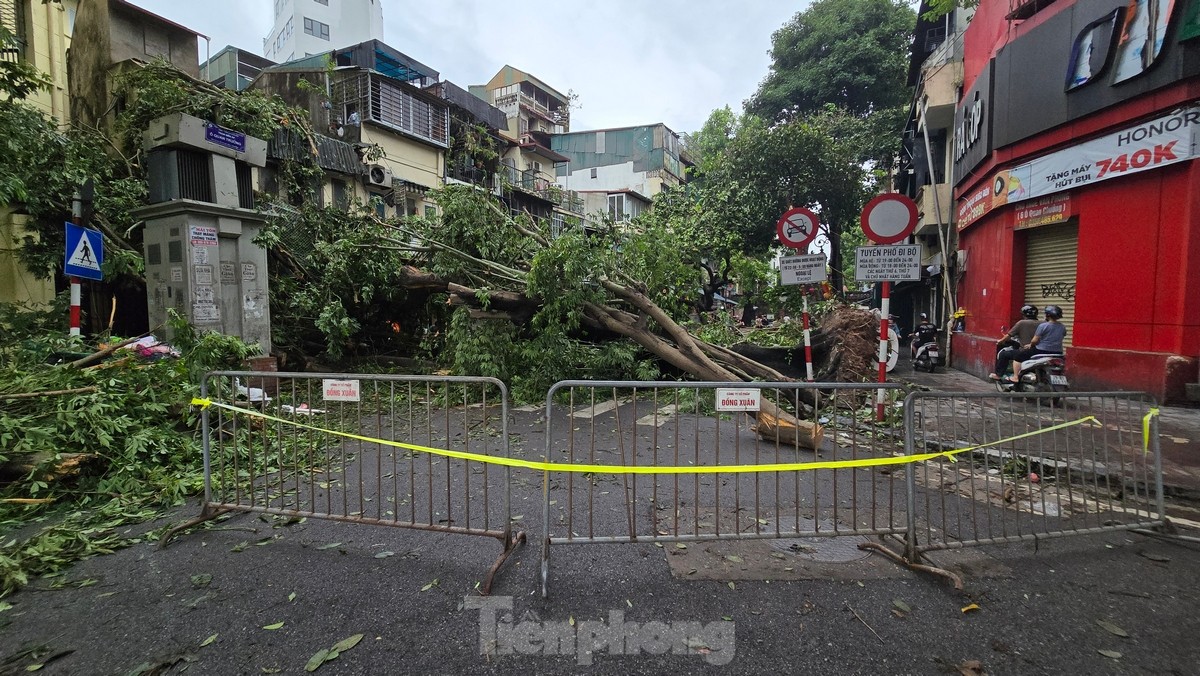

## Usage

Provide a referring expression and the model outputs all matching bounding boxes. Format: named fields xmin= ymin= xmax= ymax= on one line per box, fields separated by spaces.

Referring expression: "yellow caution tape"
xmin=1143 ymin=407 xmax=1160 ymax=454
xmin=191 ymin=397 xmax=1099 ymax=475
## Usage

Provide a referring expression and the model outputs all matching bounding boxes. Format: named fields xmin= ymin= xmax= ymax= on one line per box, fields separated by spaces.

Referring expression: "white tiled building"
xmin=263 ymin=0 xmax=383 ymax=63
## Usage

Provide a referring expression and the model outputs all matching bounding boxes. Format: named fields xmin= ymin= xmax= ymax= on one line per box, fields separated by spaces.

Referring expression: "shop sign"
xmin=958 ymin=105 xmax=1199 ymax=231
xmin=1014 ymin=194 xmax=1072 ymax=230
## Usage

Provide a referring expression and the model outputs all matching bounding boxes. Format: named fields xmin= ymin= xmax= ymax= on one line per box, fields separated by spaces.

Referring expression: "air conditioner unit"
xmin=365 ymin=164 xmax=393 ymax=188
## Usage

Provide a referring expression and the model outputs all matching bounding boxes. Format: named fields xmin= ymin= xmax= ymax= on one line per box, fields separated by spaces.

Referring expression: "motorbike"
xmin=993 ymin=337 xmax=1069 ymax=401
xmin=911 ymin=338 xmax=941 ymax=373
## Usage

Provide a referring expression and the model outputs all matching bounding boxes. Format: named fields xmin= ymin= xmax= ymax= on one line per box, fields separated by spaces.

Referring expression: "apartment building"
xmin=895 ymin=3 xmax=972 ymax=331
xmin=264 ymin=0 xmax=383 ymax=63
xmin=252 ymin=39 xmax=448 ymax=219
xmin=551 ymin=124 xmax=693 ymax=223
xmin=471 ymin=65 xmax=583 ymax=231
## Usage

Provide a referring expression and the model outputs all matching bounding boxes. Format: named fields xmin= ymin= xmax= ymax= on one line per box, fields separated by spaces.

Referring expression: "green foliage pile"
xmin=0 ymin=305 xmax=258 ymax=597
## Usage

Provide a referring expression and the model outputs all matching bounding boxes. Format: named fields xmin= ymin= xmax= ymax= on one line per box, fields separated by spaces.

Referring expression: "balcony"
xmin=919 ymin=57 xmax=962 ymax=132
xmin=915 ymin=182 xmax=952 ymax=235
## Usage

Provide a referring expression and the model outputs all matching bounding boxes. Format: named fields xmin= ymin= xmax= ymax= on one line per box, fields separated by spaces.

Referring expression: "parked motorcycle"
xmin=993 ymin=337 xmax=1069 ymax=402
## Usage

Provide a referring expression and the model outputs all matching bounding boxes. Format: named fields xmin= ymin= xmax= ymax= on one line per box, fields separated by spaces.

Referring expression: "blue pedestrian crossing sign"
xmin=64 ymin=222 xmax=103 ymax=281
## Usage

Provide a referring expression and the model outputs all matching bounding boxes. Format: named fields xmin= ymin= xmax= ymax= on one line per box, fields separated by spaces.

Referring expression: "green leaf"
xmin=1098 ymin=649 xmax=1122 ymax=659
xmin=304 ymin=648 xmax=330 ymax=672
xmin=374 ymin=551 xmax=394 ymax=559
xmin=200 ymin=633 xmax=218 ymax=647
xmin=893 ymin=599 xmax=911 ymax=614
xmin=191 ymin=574 xmax=212 ymax=588
xmin=316 ymin=542 xmax=342 ymax=551
xmin=288 ymin=592 xmax=296 ymax=602
xmin=262 ymin=622 xmax=285 ymax=630
xmin=420 ymin=579 xmax=439 ymax=592
xmin=1096 ymin=620 xmax=1129 ymax=638
xmin=330 ymin=634 xmax=364 ymax=653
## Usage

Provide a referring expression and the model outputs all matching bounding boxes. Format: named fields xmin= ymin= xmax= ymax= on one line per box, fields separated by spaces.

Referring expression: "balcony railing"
xmin=498 ymin=166 xmax=584 ymax=213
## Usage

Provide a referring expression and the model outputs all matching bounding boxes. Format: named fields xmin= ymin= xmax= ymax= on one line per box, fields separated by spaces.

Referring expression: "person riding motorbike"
xmin=989 ymin=304 xmax=1040 ymax=380
xmin=996 ymin=305 xmax=1067 ymax=383
xmin=909 ymin=313 xmax=938 ymax=359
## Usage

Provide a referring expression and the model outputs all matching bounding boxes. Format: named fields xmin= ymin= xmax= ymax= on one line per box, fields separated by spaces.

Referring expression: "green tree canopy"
xmin=747 ymin=0 xmax=916 ymax=121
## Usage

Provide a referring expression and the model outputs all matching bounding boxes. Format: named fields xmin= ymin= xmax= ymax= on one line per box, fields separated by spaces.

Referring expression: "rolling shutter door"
xmin=1023 ymin=223 xmax=1078 ymax=347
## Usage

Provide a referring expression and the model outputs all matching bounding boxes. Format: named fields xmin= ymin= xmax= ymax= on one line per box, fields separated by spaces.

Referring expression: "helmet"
xmin=1044 ymin=305 xmax=1063 ymax=319
xmin=919 ymin=312 xmax=928 ymax=320
xmin=1021 ymin=304 xmax=1038 ymax=319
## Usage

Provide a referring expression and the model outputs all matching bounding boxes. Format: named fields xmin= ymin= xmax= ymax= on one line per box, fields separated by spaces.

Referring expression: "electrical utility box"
xmin=135 ymin=113 xmax=273 ymax=352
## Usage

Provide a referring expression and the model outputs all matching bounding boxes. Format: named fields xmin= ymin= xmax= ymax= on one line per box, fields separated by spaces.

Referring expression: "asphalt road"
xmin=2 ymin=384 xmax=1198 ymax=674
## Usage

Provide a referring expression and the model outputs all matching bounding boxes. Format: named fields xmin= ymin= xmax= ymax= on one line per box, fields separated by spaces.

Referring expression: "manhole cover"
xmin=768 ymin=520 xmax=870 ymax=562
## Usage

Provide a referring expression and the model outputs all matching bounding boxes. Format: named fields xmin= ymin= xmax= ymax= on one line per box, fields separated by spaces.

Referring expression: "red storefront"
xmin=951 ymin=0 xmax=1200 ymax=402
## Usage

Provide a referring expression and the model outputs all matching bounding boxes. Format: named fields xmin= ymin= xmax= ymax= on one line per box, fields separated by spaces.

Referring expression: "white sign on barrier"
xmin=322 ymin=379 xmax=361 ymax=402
xmin=854 ymin=244 xmax=921 ymax=282
xmin=715 ymin=388 xmax=761 ymax=412
xmin=779 ymin=254 xmax=828 ymax=285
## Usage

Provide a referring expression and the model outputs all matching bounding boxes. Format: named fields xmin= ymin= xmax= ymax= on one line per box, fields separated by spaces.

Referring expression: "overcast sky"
xmin=125 ymin=0 xmax=806 ymax=135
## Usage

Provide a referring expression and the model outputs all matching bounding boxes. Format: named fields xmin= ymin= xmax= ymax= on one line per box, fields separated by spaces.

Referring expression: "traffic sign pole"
xmin=69 ymin=277 xmax=81 ymax=336
xmin=802 ymin=296 xmax=814 ymax=382
xmin=876 ymin=282 xmax=890 ymax=420
xmin=70 ymin=192 xmax=82 ymax=338
xmin=859 ymin=193 xmax=918 ymax=422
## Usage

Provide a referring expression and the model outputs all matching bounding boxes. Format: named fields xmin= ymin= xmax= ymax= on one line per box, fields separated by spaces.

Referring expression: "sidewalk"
xmin=893 ymin=359 xmax=1200 ymax=499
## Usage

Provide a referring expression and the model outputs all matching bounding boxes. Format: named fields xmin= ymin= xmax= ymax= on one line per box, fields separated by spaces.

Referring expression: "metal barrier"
xmin=161 ymin=371 xmax=523 ymax=593
xmin=902 ymin=391 xmax=1165 ymax=557
xmin=539 ymin=380 xmax=909 ymax=597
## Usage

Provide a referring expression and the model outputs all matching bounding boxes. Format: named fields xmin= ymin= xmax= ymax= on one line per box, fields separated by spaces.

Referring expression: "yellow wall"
xmin=0 ymin=211 xmax=54 ymax=306
xmin=8 ymin=0 xmax=77 ymax=122
xmin=360 ymin=125 xmax=444 ymax=192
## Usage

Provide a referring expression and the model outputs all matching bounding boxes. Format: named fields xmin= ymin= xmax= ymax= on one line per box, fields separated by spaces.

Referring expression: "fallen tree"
xmin=264 ymin=186 xmax=889 ymax=449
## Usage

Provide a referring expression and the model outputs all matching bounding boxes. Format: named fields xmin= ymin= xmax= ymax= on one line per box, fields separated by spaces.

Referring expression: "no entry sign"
xmin=776 ymin=207 xmax=819 ymax=250
xmin=859 ymin=194 xmax=917 ymax=244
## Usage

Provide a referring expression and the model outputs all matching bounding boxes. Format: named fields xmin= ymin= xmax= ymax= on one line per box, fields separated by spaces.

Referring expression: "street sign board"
xmin=779 ymin=254 xmax=828 ymax=285
xmin=855 ymin=244 xmax=921 ymax=282
xmin=776 ymin=207 xmax=819 ymax=250
xmin=64 ymin=222 xmax=103 ymax=281
xmin=860 ymin=194 xmax=918 ymax=244
xmin=715 ymin=388 xmax=761 ymax=412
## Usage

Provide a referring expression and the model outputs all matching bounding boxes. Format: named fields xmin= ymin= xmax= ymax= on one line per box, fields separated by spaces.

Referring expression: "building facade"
xmin=202 ymin=45 xmax=276 ymax=91
xmin=949 ymin=0 xmax=1200 ymax=402
xmin=896 ymin=4 xmax=972 ymax=331
xmin=264 ymin=0 xmax=383 ymax=63
xmin=252 ymin=40 xmax=447 ymax=219
xmin=551 ymin=124 xmax=693 ymax=223
xmin=471 ymin=65 xmax=583 ymax=231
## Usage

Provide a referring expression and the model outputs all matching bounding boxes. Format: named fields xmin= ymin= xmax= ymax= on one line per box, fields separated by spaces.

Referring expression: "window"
xmin=424 ymin=205 xmax=436 ymax=218
xmin=304 ymin=17 xmax=330 ymax=40
xmin=528 ymin=160 xmax=543 ymax=174
xmin=590 ymin=168 xmax=597 ymax=179
xmin=608 ymin=194 xmax=626 ymax=222
xmin=0 ymin=0 xmax=25 ymax=63
xmin=608 ymin=193 xmax=645 ymax=222
xmin=332 ymin=179 xmax=349 ymax=209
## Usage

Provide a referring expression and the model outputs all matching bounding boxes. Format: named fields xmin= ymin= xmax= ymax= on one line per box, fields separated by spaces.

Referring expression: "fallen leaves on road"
xmin=961 ymin=603 xmax=980 ymax=614
xmin=200 ymin=634 xmax=218 ymax=647
xmin=1096 ymin=619 xmax=1129 ymax=637
xmin=262 ymin=622 xmax=285 ymax=630
xmin=420 ymin=579 xmax=439 ymax=592
xmin=957 ymin=659 xmax=986 ymax=675
xmin=1097 ymin=649 xmax=1122 ymax=659
xmin=305 ymin=634 xmax=365 ymax=672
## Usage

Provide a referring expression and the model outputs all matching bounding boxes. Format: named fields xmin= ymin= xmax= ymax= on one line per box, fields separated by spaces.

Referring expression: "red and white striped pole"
xmin=876 ymin=281 xmax=891 ymax=421
xmin=69 ymin=278 xmax=81 ymax=336
xmin=802 ymin=295 xmax=814 ymax=382
xmin=69 ymin=191 xmax=82 ymax=337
